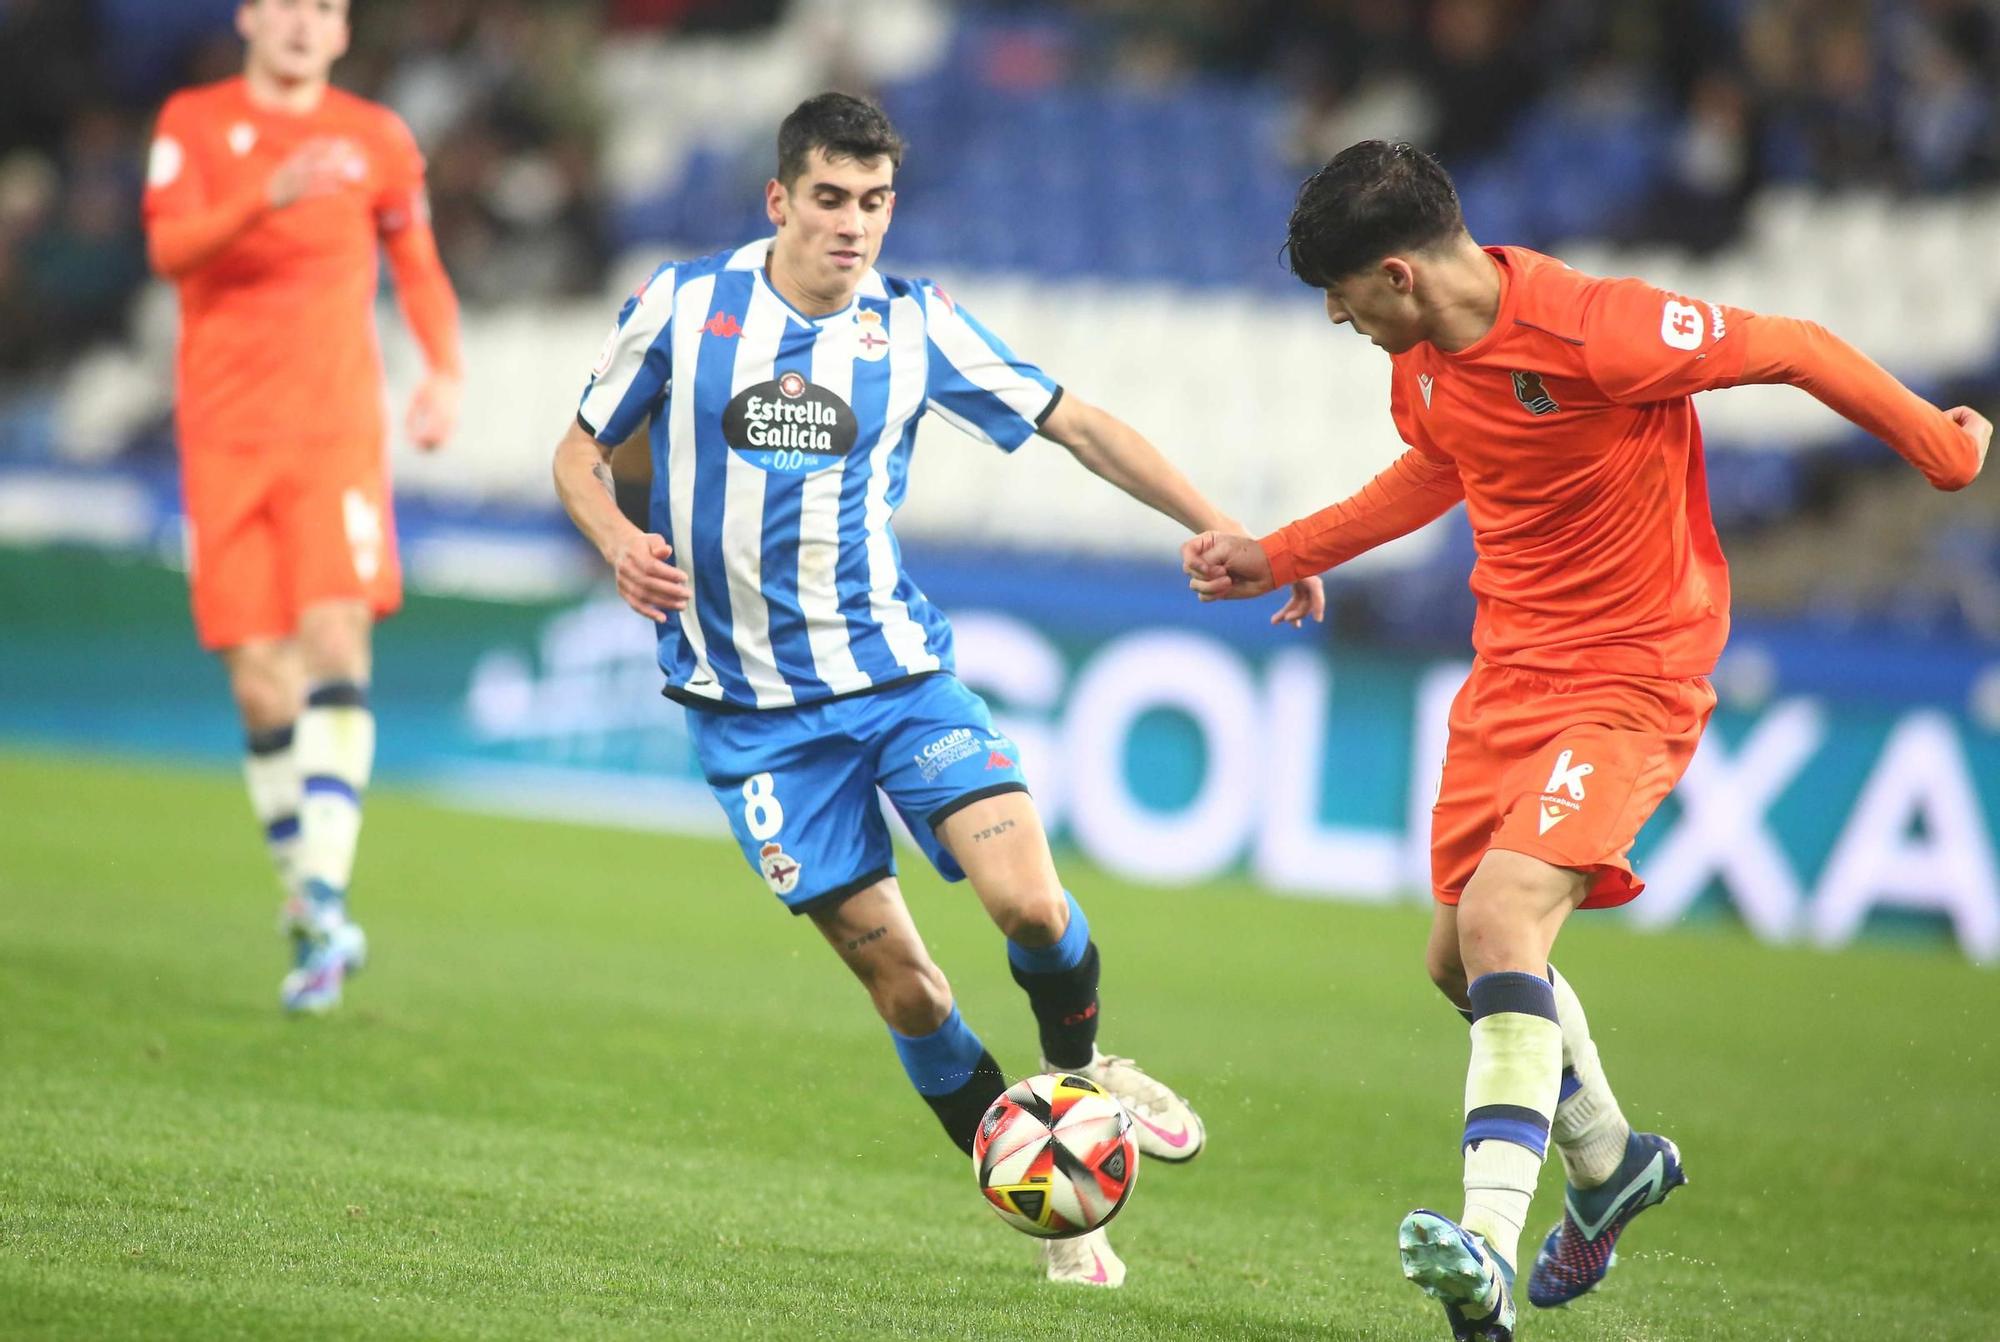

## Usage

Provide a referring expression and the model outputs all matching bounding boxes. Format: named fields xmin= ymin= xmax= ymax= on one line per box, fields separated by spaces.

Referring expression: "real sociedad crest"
xmin=1511 ymin=370 xmax=1561 ymax=416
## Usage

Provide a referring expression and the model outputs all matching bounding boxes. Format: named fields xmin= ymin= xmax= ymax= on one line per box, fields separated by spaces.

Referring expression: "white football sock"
xmin=296 ymin=681 xmax=374 ymax=901
xmin=1549 ymin=965 xmax=1632 ymax=1189
xmin=1459 ymin=972 xmax=1563 ymax=1269
xmin=1462 ymin=1138 xmax=1543 ymax=1271
xmin=242 ymin=725 xmax=302 ymax=898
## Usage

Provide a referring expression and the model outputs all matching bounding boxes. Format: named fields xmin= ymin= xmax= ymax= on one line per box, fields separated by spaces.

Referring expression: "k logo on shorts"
xmin=1538 ymin=748 xmax=1594 ymax=835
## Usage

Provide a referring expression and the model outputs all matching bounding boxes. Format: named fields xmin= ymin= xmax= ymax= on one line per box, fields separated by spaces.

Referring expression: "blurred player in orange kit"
xmin=1184 ymin=142 xmax=1989 ymax=1341
xmin=143 ymin=0 xmax=462 ymax=1014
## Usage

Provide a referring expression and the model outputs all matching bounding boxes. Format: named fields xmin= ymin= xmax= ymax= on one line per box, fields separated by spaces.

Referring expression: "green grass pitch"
xmin=2 ymin=749 xmax=1996 ymax=1340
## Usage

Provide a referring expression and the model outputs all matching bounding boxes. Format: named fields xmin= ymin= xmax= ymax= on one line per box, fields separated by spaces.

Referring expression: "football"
xmin=973 ymin=1072 xmax=1139 ymax=1238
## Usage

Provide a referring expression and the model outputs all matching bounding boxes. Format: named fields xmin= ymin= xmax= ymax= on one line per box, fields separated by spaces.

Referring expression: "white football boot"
xmin=1042 ymin=1228 xmax=1126 ymax=1287
xmin=1053 ymin=1050 xmax=1206 ymax=1163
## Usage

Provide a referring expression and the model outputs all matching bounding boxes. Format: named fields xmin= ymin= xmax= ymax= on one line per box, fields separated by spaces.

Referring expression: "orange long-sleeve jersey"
xmin=143 ymin=77 xmax=460 ymax=454
xmin=1262 ymin=246 xmax=1980 ymax=678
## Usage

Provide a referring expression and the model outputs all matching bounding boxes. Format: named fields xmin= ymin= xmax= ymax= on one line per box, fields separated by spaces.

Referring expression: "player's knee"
xmin=1454 ymin=882 xmax=1550 ymax=978
xmin=226 ymin=658 xmax=295 ymax=729
xmin=296 ymin=604 xmax=372 ymax=681
xmin=871 ymin=957 xmax=952 ymax=1036
xmin=1454 ymin=893 xmax=1505 ymax=963
xmin=1426 ymin=943 xmax=1469 ymax=1006
xmin=989 ymin=885 xmax=1067 ymax=947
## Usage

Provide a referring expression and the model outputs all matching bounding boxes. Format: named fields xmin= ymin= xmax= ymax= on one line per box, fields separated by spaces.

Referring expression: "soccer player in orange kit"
xmin=1184 ymin=142 xmax=1990 ymax=1341
xmin=143 ymin=0 xmax=462 ymax=1014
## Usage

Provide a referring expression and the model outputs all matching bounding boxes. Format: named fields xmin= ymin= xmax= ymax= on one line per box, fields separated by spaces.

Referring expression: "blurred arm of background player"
xmin=379 ymin=188 xmax=462 ymax=453
xmin=552 ymin=418 xmax=688 ymax=623
xmin=1037 ymin=391 xmax=1325 ymax=626
xmin=1181 ymin=445 xmax=1462 ymax=603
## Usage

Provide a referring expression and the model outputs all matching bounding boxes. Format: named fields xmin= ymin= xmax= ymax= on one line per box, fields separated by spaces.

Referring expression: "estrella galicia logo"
xmin=1511 ymin=370 xmax=1560 ymax=416
xmin=721 ymin=371 xmax=858 ymax=474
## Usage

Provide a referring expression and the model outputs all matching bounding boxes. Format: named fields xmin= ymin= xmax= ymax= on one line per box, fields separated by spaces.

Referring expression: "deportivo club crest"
xmin=759 ymin=842 xmax=801 ymax=895
xmin=852 ymin=308 xmax=889 ymax=362
xmin=1512 ymin=370 xmax=1561 ymax=416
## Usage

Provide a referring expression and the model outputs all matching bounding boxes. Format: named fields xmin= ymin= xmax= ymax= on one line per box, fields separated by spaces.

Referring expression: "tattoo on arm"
xmin=971 ymin=819 xmax=1017 ymax=842
xmin=591 ymin=459 xmax=616 ymax=501
xmin=844 ymin=925 xmax=888 ymax=953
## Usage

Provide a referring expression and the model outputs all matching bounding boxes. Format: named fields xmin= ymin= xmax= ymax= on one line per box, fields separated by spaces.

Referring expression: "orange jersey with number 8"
xmin=1383 ymin=246 xmax=1751 ymax=679
xmin=1260 ymin=245 xmax=1978 ymax=903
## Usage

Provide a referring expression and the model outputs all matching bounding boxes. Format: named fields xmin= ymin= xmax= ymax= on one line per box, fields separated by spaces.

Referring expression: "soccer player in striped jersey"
xmin=553 ymin=93 xmax=1323 ymax=1287
xmin=143 ymin=0 xmax=462 ymax=1014
xmin=1185 ymin=141 xmax=1989 ymax=1340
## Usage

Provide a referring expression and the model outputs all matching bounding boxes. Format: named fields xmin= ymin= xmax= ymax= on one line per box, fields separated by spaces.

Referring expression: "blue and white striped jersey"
xmin=577 ymin=239 xmax=1061 ymax=711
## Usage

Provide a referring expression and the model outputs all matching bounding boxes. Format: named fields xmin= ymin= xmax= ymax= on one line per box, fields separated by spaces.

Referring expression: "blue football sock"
xmin=890 ymin=1006 xmax=1006 ymax=1154
xmin=890 ymin=1005 xmax=987 ymax=1096
xmin=1006 ymin=892 xmax=1099 ymax=1068
xmin=1005 ymin=891 xmax=1089 ymax=974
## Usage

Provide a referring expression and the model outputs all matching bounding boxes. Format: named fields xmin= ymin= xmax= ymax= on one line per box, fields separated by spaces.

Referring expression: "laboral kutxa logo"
xmin=721 ymin=370 xmax=858 ymax=475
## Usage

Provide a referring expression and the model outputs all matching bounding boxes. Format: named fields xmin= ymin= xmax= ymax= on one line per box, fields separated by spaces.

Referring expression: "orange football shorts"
xmin=180 ymin=439 xmax=402 ymax=651
xmin=1429 ymin=659 xmax=1716 ymax=909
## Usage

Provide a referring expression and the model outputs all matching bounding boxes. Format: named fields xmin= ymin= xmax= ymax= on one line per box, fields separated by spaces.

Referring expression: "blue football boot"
xmin=1399 ymin=1209 xmax=1517 ymax=1342
xmin=1528 ymin=1131 xmax=1686 ymax=1307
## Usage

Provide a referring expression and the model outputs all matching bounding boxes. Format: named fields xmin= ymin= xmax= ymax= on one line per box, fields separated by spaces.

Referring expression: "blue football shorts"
xmin=683 ymin=673 xmax=1031 ymax=915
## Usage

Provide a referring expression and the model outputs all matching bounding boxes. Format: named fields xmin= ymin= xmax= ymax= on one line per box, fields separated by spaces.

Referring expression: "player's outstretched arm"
xmin=1038 ymin=392 xmax=1232 ymax=534
xmin=1735 ymin=316 xmax=1988 ymax=489
xmin=1224 ymin=445 xmax=1464 ymax=605
xmin=1579 ymin=278 xmax=1987 ymax=490
xmin=552 ymin=420 xmax=688 ymax=623
xmin=1038 ymin=392 xmax=1325 ymax=625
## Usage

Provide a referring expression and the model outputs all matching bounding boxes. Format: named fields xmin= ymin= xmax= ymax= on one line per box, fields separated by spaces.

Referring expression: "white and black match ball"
xmin=972 ymin=1071 xmax=1138 ymax=1238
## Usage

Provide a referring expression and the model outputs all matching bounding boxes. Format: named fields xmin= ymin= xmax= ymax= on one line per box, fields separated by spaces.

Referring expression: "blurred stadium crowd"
xmin=6 ymin=0 xmax=1998 ymax=364
xmin=1 ymin=0 xmax=1997 ymax=637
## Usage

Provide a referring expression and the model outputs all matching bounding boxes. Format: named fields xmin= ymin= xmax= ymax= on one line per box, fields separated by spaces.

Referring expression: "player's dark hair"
xmin=777 ymin=93 xmax=905 ymax=186
xmin=1284 ymin=141 xmax=1466 ymax=288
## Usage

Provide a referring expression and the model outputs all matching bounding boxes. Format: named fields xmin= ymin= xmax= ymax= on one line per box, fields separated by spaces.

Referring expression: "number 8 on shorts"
xmin=742 ymin=772 xmax=784 ymax=840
